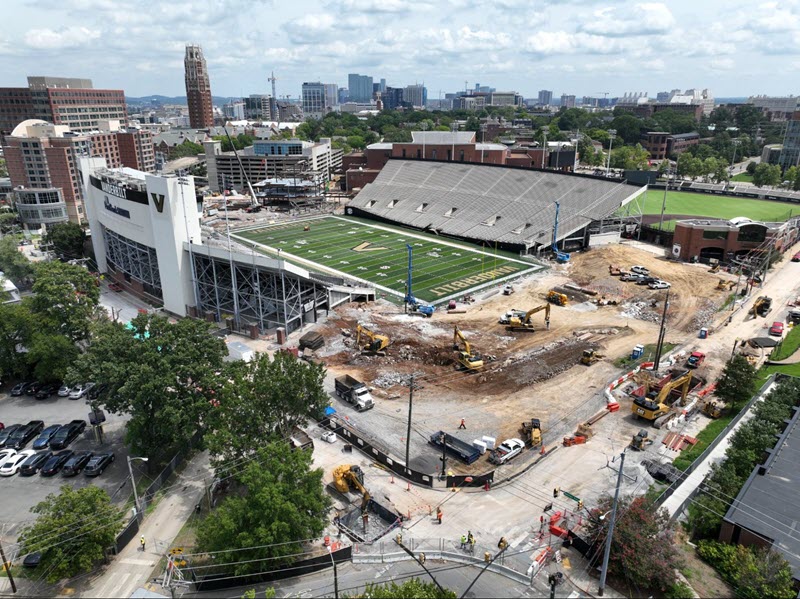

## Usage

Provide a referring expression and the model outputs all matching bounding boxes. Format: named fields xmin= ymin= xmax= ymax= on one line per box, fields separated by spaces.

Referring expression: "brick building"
xmin=641 ymin=131 xmax=701 ymax=160
xmin=618 ymin=102 xmax=704 ymax=121
xmin=184 ymin=45 xmax=214 ymax=128
xmin=0 ymin=76 xmax=126 ymax=140
xmin=117 ymin=129 xmax=156 ymax=172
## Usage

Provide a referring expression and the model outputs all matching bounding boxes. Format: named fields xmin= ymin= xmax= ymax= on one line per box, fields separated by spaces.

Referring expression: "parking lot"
xmin=0 ymin=387 xmax=133 ymax=539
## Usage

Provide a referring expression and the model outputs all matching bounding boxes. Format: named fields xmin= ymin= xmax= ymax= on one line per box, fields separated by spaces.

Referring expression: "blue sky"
xmin=1 ymin=0 xmax=798 ymax=98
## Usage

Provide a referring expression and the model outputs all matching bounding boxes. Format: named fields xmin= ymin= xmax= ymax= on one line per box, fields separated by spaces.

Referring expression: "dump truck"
xmin=429 ymin=431 xmax=481 ymax=464
xmin=334 ymin=374 xmax=375 ymax=411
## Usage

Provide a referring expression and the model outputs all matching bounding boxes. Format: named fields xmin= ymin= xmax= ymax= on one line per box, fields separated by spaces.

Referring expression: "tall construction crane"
xmin=632 ymin=370 xmax=693 ymax=422
xmin=453 ymin=325 xmax=483 ymax=371
xmin=505 ymin=304 xmax=551 ymax=332
xmin=405 ymin=244 xmax=435 ymax=317
xmin=355 ymin=324 xmax=390 ymax=355
xmin=552 ymin=201 xmax=570 ymax=263
xmin=222 ymin=126 xmax=259 ymax=208
xmin=268 ymin=71 xmax=279 ymax=131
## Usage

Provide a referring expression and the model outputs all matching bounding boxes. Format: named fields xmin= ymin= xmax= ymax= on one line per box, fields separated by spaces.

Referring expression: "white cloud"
xmin=580 ymin=2 xmax=676 ymax=37
xmin=524 ymin=31 xmax=639 ymax=56
xmin=710 ymin=57 xmax=735 ymax=70
xmin=24 ymin=26 xmax=101 ymax=50
xmin=748 ymin=2 xmax=800 ymax=32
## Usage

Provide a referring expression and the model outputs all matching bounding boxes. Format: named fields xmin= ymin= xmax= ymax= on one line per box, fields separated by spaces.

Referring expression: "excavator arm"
xmin=356 ymin=324 xmax=389 ymax=353
xmin=523 ymin=304 xmax=550 ymax=324
xmin=656 ymin=371 xmax=693 ymax=407
xmin=453 ymin=325 xmax=472 ymax=357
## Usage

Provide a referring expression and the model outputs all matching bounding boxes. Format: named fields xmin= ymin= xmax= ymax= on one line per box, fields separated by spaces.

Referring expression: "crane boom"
xmin=223 ymin=126 xmax=259 ymax=207
xmin=552 ymin=201 xmax=570 ymax=263
xmin=405 ymin=244 xmax=434 ymax=317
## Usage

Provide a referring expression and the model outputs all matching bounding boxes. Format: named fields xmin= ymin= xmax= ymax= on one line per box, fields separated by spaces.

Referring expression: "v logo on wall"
xmin=150 ymin=193 xmax=166 ymax=213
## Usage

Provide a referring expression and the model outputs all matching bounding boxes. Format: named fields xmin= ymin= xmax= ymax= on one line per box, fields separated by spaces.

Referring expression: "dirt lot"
xmin=306 ymin=243 xmax=734 ymax=475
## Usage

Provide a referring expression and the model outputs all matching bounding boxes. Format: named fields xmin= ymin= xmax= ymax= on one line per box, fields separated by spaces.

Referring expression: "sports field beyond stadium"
xmin=233 ymin=216 xmax=544 ymax=304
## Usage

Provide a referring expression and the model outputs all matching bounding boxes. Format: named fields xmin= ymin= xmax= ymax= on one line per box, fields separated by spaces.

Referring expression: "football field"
xmin=233 ymin=216 xmax=543 ymax=304
xmin=620 ymin=189 xmax=796 ymax=222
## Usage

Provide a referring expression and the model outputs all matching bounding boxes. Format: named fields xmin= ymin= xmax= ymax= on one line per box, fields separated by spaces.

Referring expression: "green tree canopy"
xmin=0 ymin=235 xmax=34 ymax=283
xmin=0 ymin=212 xmax=17 ymax=234
xmin=697 ymin=541 xmax=796 ymax=599
xmin=585 ymin=495 xmax=681 ymax=590
xmin=610 ymin=144 xmax=650 ymax=170
xmin=195 ymin=443 xmax=330 ymax=575
xmin=0 ymin=302 xmax=34 ymax=380
xmin=609 ymin=113 xmax=644 ymax=145
xmin=27 ymin=332 xmax=79 ymax=382
xmin=43 ymin=222 xmax=86 ymax=261
xmin=171 ymin=140 xmax=204 ymax=158
xmin=715 ymin=354 xmax=756 ymax=408
xmin=351 ymin=579 xmax=457 ymax=598
xmin=69 ymin=313 xmax=227 ymax=463
xmin=752 ymin=163 xmax=781 ymax=188
xmin=29 ymin=261 xmax=100 ymax=342
xmin=20 ymin=486 xmax=124 ymax=583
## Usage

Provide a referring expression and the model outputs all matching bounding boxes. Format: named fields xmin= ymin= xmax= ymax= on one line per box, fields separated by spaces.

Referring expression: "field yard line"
xmin=329 ymin=215 xmax=535 ymax=265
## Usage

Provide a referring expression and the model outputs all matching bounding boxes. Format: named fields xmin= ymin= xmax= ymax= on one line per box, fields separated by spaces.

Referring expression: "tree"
xmin=752 ymin=163 xmax=781 ymax=188
xmin=0 ymin=235 xmax=34 ymax=283
xmin=69 ymin=314 xmax=227 ymax=463
xmin=354 ymin=579 xmax=457 ymax=598
xmin=609 ymin=113 xmax=644 ymax=145
xmin=206 ymin=351 xmax=329 ymax=466
xmin=20 ymin=486 xmax=124 ymax=583
xmin=714 ymin=354 xmax=756 ymax=408
xmin=712 ymin=159 xmax=730 ymax=184
xmin=610 ymin=144 xmax=650 ymax=170
xmin=195 ymin=443 xmax=330 ymax=575
xmin=43 ymin=222 xmax=86 ymax=261
xmin=585 ymin=495 xmax=681 ymax=590
xmin=0 ymin=302 xmax=34 ymax=380
xmin=0 ymin=212 xmax=17 ymax=234
xmin=27 ymin=332 xmax=79 ymax=382
xmin=0 ymin=157 xmax=7 ymax=177
xmin=697 ymin=541 xmax=795 ymax=599
xmin=29 ymin=261 xmax=100 ymax=342
xmin=170 ymin=139 xmax=204 ymax=158
xmin=745 ymin=161 xmax=757 ymax=176
xmin=783 ymin=166 xmax=798 ymax=189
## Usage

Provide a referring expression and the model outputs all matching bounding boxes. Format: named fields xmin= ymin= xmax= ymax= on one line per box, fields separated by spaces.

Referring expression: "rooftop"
xmin=410 ymin=131 xmax=477 ymax=145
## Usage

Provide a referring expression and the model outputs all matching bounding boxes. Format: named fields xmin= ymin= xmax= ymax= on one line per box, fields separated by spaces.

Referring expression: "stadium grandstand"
xmin=346 ymin=160 xmax=646 ymax=254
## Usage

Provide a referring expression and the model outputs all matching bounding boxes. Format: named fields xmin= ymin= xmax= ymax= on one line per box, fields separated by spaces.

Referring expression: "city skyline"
xmin=1 ymin=0 xmax=799 ymax=99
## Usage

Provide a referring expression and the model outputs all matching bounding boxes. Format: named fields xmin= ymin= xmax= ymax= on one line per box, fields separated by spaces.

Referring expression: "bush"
xmin=697 ymin=540 xmax=738 ymax=580
xmin=697 ymin=541 xmax=796 ymax=599
xmin=665 ymin=582 xmax=695 ymax=599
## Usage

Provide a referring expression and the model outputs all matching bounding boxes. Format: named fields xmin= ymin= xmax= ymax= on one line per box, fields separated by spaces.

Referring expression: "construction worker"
xmin=458 ymin=418 xmax=466 ymax=429
xmin=436 ymin=507 xmax=443 ymax=524
xmin=140 ymin=535 xmax=146 ymax=552
xmin=460 ymin=534 xmax=467 ymax=549
xmin=469 ymin=535 xmax=476 ymax=555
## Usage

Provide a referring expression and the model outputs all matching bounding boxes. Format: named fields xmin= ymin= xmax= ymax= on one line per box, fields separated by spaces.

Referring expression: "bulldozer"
xmin=332 ymin=464 xmax=372 ymax=510
xmin=632 ymin=370 xmax=693 ymax=423
xmin=520 ymin=418 xmax=543 ymax=448
xmin=703 ymin=400 xmax=724 ymax=419
xmin=716 ymin=279 xmax=735 ymax=291
xmin=453 ymin=325 xmax=484 ymax=371
xmin=547 ymin=290 xmax=568 ymax=306
xmin=630 ymin=429 xmax=654 ymax=451
xmin=581 ymin=349 xmax=605 ymax=365
xmin=355 ymin=324 xmax=390 ymax=355
xmin=505 ymin=304 xmax=551 ymax=332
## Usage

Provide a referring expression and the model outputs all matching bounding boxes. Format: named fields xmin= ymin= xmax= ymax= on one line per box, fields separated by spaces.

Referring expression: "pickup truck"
xmin=488 ymin=438 xmax=525 ymax=465
xmin=334 ymin=375 xmax=375 ymax=411
xmin=498 ymin=309 xmax=526 ymax=325
xmin=686 ymin=352 xmax=705 ymax=368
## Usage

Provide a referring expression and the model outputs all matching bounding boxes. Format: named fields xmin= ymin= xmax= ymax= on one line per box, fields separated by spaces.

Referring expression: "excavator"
xmin=453 ymin=325 xmax=484 ymax=371
xmin=505 ymin=304 xmax=551 ymax=332
xmin=547 ymin=290 xmax=568 ymax=306
xmin=581 ymin=349 xmax=605 ymax=365
xmin=332 ymin=464 xmax=372 ymax=511
xmin=702 ymin=400 xmax=724 ymax=419
xmin=752 ymin=296 xmax=772 ymax=318
xmin=631 ymin=370 xmax=693 ymax=423
xmin=630 ymin=429 xmax=654 ymax=451
xmin=355 ymin=324 xmax=390 ymax=355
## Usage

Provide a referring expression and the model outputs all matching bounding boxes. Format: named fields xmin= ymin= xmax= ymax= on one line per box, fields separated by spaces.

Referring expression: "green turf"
xmin=234 ymin=216 xmax=542 ymax=304
xmin=619 ymin=190 xmax=797 ymax=222
xmin=731 ymin=173 xmax=754 ymax=183
xmin=770 ymin=324 xmax=800 ymax=361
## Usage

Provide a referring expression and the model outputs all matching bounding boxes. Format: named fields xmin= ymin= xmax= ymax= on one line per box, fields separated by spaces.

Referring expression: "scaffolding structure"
xmin=103 ymin=227 xmax=162 ymax=297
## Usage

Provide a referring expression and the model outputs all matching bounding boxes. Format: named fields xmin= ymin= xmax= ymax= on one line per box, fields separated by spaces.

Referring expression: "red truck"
xmin=687 ymin=352 xmax=705 ymax=368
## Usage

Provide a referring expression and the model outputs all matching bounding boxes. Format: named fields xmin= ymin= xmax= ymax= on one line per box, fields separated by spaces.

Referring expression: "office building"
xmin=537 ymin=90 xmax=553 ymax=106
xmin=488 ymin=92 xmax=523 ymax=107
xmin=0 ymin=76 xmax=127 ymax=140
xmin=560 ymin=94 xmax=576 ymax=109
xmin=324 ymin=84 xmax=339 ymax=110
xmin=223 ymin=100 xmax=245 ymax=120
xmin=184 ymin=45 xmax=214 ymax=128
xmin=301 ymin=82 xmax=326 ymax=120
xmin=778 ymin=113 xmax=800 ymax=171
xmin=348 ymin=74 xmax=373 ymax=103
xmin=404 ymin=84 xmax=427 ymax=108
xmin=379 ymin=79 xmax=386 ymax=93
xmin=117 ymin=128 xmax=156 ymax=173
xmin=338 ymin=88 xmax=349 ymax=104
xmin=244 ymin=94 xmax=274 ymax=120
xmin=382 ymin=87 xmax=405 ymax=110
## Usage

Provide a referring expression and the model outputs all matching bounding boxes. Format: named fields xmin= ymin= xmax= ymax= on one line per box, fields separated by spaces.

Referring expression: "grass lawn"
xmin=234 ymin=216 xmax=543 ymax=304
xmin=769 ymin=324 xmax=800 ymax=361
xmin=649 ymin=219 xmax=676 ymax=231
xmin=731 ymin=172 xmax=754 ymax=183
xmin=614 ymin=342 xmax=677 ymax=369
xmin=619 ymin=189 xmax=797 ymax=222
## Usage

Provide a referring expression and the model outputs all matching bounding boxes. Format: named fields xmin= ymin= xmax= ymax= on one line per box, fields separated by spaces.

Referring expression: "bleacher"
xmin=348 ymin=160 xmax=643 ymax=250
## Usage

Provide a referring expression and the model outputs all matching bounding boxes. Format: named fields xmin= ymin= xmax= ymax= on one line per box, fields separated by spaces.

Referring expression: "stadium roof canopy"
xmin=347 ymin=160 xmax=646 ymax=250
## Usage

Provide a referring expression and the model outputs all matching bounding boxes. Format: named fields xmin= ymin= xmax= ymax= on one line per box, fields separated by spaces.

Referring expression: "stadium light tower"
xmin=605 ymin=129 xmax=617 ymax=177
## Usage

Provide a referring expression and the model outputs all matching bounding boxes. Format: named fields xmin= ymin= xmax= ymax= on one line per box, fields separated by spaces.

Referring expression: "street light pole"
xmin=127 ymin=456 xmax=149 ymax=516
xmin=598 ymin=451 xmax=626 ymax=596
xmin=658 ymin=168 xmax=670 ymax=232
xmin=605 ymin=129 xmax=617 ymax=177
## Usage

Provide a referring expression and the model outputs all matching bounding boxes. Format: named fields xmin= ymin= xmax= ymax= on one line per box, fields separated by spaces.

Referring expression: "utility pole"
xmin=653 ymin=288 xmax=670 ymax=371
xmin=0 ymin=539 xmax=17 ymax=593
xmin=405 ymin=375 xmax=417 ymax=468
xmin=439 ymin=432 xmax=446 ymax=481
xmin=599 ymin=451 xmax=626 ymax=596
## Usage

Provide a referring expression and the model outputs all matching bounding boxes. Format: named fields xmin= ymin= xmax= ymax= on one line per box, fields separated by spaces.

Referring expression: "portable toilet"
xmin=631 ymin=344 xmax=644 ymax=360
xmin=699 ymin=327 xmax=708 ymax=339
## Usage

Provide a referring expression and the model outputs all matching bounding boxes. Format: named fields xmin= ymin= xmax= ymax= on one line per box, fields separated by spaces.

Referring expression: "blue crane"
xmin=405 ymin=244 xmax=435 ymax=317
xmin=552 ymin=201 xmax=570 ymax=263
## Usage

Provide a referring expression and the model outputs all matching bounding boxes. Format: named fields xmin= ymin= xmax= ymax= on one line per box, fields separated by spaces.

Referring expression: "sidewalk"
xmin=67 ymin=451 xmax=213 ymax=598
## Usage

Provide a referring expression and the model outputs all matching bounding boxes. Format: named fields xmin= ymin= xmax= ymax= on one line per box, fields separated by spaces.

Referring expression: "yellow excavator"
xmin=632 ymin=370 xmax=693 ymax=422
xmin=355 ymin=324 xmax=390 ymax=355
xmin=703 ymin=400 xmax=724 ymax=419
xmin=332 ymin=464 xmax=371 ymax=510
xmin=547 ymin=290 xmax=568 ymax=306
xmin=505 ymin=304 xmax=551 ymax=332
xmin=453 ymin=325 xmax=484 ymax=371
xmin=581 ymin=349 xmax=606 ymax=365
xmin=520 ymin=418 xmax=543 ymax=448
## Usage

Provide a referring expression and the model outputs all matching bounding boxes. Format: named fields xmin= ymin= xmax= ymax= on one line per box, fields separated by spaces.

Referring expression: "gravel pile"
xmin=620 ymin=300 xmax=661 ymax=323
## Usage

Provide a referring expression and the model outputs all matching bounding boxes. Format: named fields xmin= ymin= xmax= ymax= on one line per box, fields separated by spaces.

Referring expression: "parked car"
xmin=25 ymin=382 xmax=43 ymax=396
xmin=48 ymin=420 xmax=86 ymax=450
xmin=0 ymin=448 xmax=17 ymax=468
xmin=0 ymin=449 xmax=37 ymax=476
xmin=62 ymin=451 xmax=93 ymax=477
xmin=84 ymin=452 xmax=115 ymax=477
xmin=32 ymin=424 xmax=62 ymax=450
xmin=321 ymin=431 xmax=337 ymax=444
xmin=40 ymin=451 xmax=74 ymax=476
xmin=68 ymin=384 xmax=93 ymax=400
xmin=11 ymin=382 xmax=33 ymax=396
xmin=792 ymin=252 xmax=800 ymax=262
xmin=489 ymin=438 xmax=525 ymax=465
xmin=19 ymin=451 xmax=52 ymax=476
xmin=649 ymin=280 xmax=671 ymax=290
xmin=0 ymin=424 xmax=23 ymax=448
xmin=22 ymin=552 xmax=41 ymax=568
xmin=35 ymin=383 xmax=60 ymax=400
xmin=6 ymin=420 xmax=44 ymax=450
xmin=769 ymin=321 xmax=785 ymax=337
xmin=87 ymin=383 xmax=107 ymax=401
xmin=630 ymin=265 xmax=650 ymax=275
xmin=57 ymin=384 xmax=71 ymax=397
xmin=637 ymin=276 xmax=658 ymax=286
xmin=621 ymin=273 xmax=645 ymax=282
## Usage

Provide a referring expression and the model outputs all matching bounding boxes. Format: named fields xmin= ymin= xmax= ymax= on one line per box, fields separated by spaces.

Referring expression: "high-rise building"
xmin=488 ymin=92 xmax=523 ymax=106
xmin=348 ymin=74 xmax=373 ymax=103
xmin=324 ymin=84 xmax=339 ymax=110
xmin=560 ymin=94 xmax=576 ymax=109
xmin=383 ymin=87 xmax=405 ymax=110
xmin=404 ymin=84 xmax=427 ymax=108
xmin=244 ymin=94 xmax=274 ymax=120
xmin=379 ymin=79 xmax=387 ymax=93
xmin=338 ymin=88 xmax=350 ymax=104
xmin=301 ymin=82 xmax=326 ymax=120
xmin=223 ymin=100 xmax=245 ymax=120
xmin=779 ymin=112 xmax=800 ymax=171
xmin=537 ymin=90 xmax=553 ymax=106
xmin=184 ymin=45 xmax=214 ymax=128
xmin=0 ymin=76 xmax=127 ymax=139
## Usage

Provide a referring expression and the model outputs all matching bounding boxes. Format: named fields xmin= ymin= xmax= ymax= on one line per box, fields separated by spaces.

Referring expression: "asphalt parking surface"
xmin=0 ymin=387 xmax=133 ymax=539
